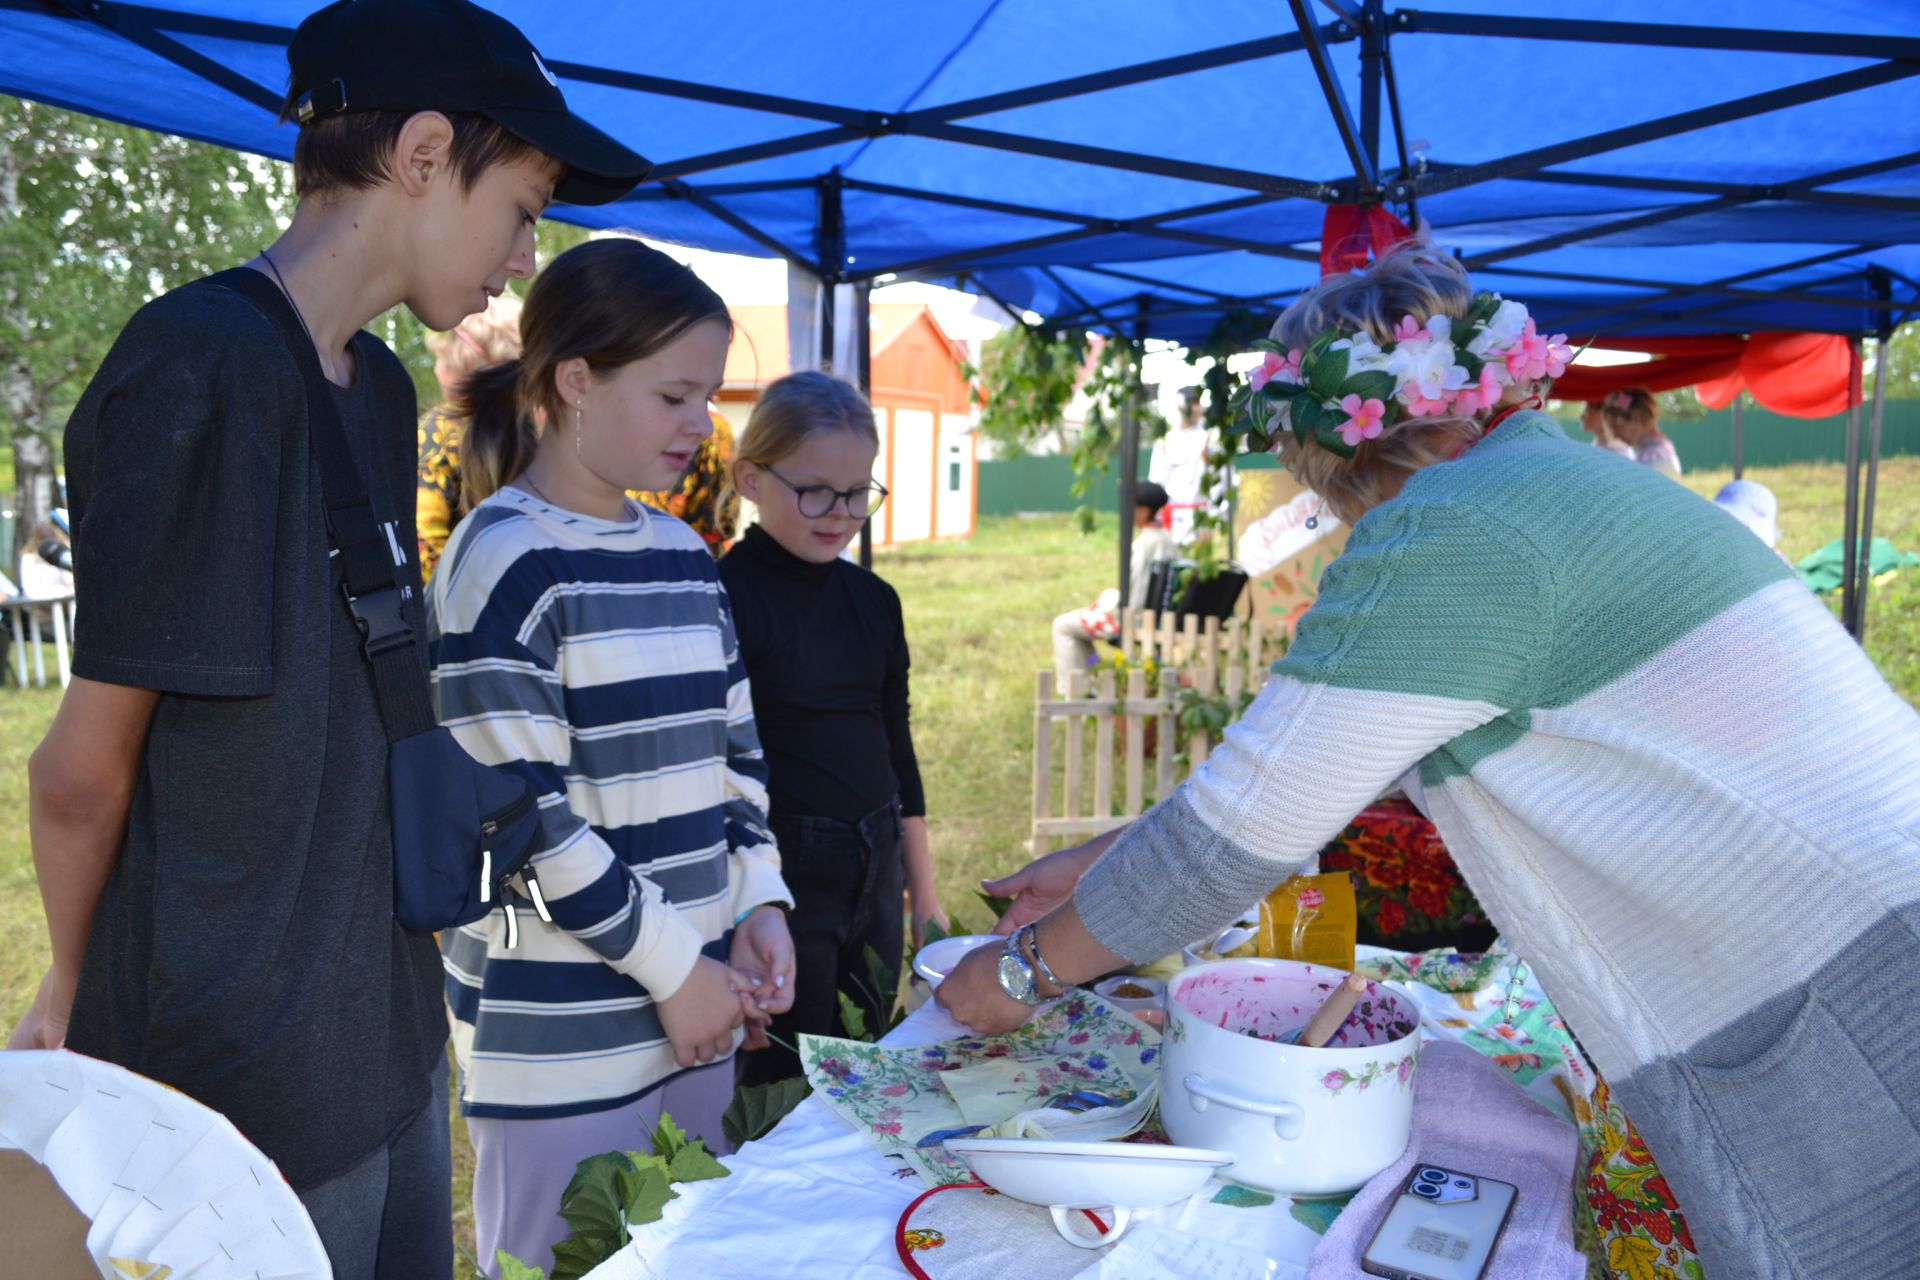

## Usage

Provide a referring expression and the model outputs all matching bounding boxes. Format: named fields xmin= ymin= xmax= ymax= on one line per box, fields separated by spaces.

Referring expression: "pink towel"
xmin=1309 ymin=1040 xmax=1585 ymax=1279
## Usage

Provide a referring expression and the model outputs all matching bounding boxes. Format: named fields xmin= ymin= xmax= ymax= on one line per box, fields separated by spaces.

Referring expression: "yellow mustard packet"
xmin=1257 ymin=872 xmax=1357 ymax=971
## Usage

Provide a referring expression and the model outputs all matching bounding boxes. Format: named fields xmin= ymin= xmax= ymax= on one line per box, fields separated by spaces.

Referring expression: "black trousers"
xmin=740 ymin=800 xmax=903 ymax=1085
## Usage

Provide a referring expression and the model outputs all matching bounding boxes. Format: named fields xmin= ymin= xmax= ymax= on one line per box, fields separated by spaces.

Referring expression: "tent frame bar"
xmin=1394 ymin=10 xmax=1920 ymax=62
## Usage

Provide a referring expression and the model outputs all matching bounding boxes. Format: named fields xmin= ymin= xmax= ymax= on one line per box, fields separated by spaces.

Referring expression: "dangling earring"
xmin=574 ymin=400 xmax=584 ymax=460
xmin=1305 ymin=497 xmax=1323 ymax=531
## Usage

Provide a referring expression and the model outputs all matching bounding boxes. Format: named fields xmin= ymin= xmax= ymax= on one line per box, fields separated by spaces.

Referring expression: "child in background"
xmin=417 ymin=291 xmax=524 ymax=578
xmin=1589 ymin=387 xmax=1681 ymax=477
xmin=429 ymin=238 xmax=795 ymax=1277
xmin=722 ymin=371 xmax=944 ymax=1084
xmin=1050 ymin=479 xmax=1175 ymax=688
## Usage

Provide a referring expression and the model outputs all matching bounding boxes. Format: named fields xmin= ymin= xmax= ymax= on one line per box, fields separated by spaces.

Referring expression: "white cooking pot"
xmin=1161 ymin=958 xmax=1420 ymax=1196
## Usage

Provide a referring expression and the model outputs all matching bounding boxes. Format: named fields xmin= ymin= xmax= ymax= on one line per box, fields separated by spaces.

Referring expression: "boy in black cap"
xmin=8 ymin=3 xmax=647 ymax=1274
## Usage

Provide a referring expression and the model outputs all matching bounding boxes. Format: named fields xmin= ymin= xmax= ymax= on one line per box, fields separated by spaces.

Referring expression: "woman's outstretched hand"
xmin=984 ymin=826 xmax=1127 ymax=935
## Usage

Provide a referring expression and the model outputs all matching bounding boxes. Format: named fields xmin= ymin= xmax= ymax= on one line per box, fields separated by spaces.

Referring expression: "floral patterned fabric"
xmin=800 ymin=992 xmax=1162 ymax=1187
xmin=415 ymin=406 xmax=463 ymax=581
xmin=1582 ymin=1075 xmax=1702 ymax=1280
xmin=1317 ymin=796 xmax=1498 ymax=953
xmin=635 ymin=413 xmax=738 ymax=557
xmin=414 ymin=408 xmax=739 ymax=581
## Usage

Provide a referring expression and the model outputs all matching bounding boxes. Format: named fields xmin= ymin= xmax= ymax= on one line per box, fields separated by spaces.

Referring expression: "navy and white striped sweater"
xmin=428 ymin=488 xmax=789 ymax=1118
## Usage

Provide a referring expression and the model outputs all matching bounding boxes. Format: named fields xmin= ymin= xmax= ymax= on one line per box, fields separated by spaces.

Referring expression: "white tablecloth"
xmin=592 ymin=995 xmax=1330 ymax=1280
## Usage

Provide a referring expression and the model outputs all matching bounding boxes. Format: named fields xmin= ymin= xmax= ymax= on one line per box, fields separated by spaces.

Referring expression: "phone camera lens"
xmin=1413 ymin=1182 xmax=1441 ymax=1198
xmin=1418 ymin=1168 xmax=1448 ymax=1183
xmin=1453 ymin=1179 xmax=1472 ymax=1189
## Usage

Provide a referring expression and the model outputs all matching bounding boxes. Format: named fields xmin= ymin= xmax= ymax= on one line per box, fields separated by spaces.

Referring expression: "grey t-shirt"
xmin=62 ymin=278 xmax=446 ymax=1191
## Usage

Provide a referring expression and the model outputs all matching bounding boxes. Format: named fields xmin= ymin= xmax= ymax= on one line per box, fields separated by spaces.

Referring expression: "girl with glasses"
xmin=722 ymin=371 xmax=946 ymax=1084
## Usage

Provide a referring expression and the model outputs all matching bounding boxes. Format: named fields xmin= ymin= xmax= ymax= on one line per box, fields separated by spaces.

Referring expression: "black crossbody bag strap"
xmin=214 ymin=268 xmax=437 ymax=742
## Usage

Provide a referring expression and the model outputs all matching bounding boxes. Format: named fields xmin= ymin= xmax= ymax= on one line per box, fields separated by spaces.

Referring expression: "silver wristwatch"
xmin=997 ymin=930 xmax=1046 ymax=1006
xmin=997 ymin=924 xmax=1062 ymax=1006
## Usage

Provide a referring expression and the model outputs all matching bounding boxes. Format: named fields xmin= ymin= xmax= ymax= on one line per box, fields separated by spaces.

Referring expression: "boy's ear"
xmin=552 ymin=357 xmax=592 ymax=407
xmin=393 ymin=111 xmax=457 ymax=197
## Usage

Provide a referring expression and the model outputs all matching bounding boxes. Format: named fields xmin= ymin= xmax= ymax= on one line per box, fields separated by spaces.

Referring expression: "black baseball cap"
xmin=287 ymin=0 xmax=650 ymax=206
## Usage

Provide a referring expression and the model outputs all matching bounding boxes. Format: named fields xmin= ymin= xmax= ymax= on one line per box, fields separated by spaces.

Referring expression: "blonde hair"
xmin=737 ymin=371 xmax=878 ymax=471
xmin=1269 ymin=245 xmax=1545 ymax=524
xmin=1596 ymin=386 xmax=1658 ymax=442
xmin=426 ymin=292 xmax=525 ymax=390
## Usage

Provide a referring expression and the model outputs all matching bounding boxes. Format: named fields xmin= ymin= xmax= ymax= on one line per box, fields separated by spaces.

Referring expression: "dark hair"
xmin=1134 ymin=481 xmax=1171 ymax=517
xmin=455 ymin=239 xmax=730 ymax=508
xmin=279 ymin=83 xmax=547 ymax=197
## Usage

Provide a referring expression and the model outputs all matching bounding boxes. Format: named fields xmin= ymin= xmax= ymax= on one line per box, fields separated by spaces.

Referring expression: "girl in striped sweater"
xmin=428 ymin=239 xmax=794 ymax=1277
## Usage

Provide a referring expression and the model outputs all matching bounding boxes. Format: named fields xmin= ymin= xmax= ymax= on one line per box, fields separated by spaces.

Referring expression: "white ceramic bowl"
xmin=1162 ymin=957 xmax=1421 ymax=1196
xmin=943 ymin=1137 xmax=1234 ymax=1247
xmin=1091 ymin=974 xmax=1166 ymax=1015
xmin=911 ymin=933 xmax=1001 ymax=986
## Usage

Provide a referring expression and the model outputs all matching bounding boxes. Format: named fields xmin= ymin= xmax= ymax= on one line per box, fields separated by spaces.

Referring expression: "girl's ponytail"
xmin=455 ymin=358 xmax=536 ymax=511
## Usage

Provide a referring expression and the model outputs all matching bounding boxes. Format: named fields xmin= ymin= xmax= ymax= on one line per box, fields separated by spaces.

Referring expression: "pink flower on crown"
xmin=1502 ymin=318 xmax=1577 ymax=383
xmin=1392 ymin=314 xmax=1430 ymax=343
xmin=1450 ymin=362 xmax=1511 ymax=416
xmin=1250 ymin=348 xmax=1303 ymax=392
xmin=1336 ymin=394 xmax=1387 ymax=446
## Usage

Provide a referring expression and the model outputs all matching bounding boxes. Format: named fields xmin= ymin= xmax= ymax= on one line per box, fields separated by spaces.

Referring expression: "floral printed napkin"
xmin=800 ymin=991 xmax=1162 ymax=1187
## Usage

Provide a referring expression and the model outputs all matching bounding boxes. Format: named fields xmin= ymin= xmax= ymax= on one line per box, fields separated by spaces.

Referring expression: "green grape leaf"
xmin=496 ymin=1251 xmax=547 ymax=1280
xmin=920 ymin=916 xmax=952 ymax=945
xmin=723 ymin=1076 xmax=813 ymax=1148
xmin=557 ymin=1153 xmax=634 ymax=1244
xmin=836 ymin=989 xmax=872 ymax=1042
xmin=665 ymin=1136 xmax=730 ymax=1185
xmin=975 ymin=890 xmax=1016 ymax=920
xmin=648 ymin=1112 xmax=690 ymax=1164
xmin=548 ymin=1235 xmax=610 ymax=1280
xmin=621 ymin=1161 xmax=678 ymax=1228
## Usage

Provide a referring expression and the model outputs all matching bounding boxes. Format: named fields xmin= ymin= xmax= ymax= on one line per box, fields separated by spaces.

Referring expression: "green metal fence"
xmin=977 ymin=401 xmax=1920 ymax=515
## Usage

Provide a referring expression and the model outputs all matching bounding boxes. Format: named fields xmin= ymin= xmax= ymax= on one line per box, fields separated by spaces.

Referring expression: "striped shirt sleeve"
xmin=1074 ymin=499 xmax=1550 ymax=962
xmin=432 ymin=548 xmax=707 ymax=1001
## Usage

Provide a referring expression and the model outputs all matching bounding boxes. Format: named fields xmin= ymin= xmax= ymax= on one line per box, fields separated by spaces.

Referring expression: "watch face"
xmin=997 ymin=950 xmax=1032 ymax=1000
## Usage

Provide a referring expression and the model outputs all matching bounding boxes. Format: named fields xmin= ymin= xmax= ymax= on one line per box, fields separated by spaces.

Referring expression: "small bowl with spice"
xmin=1090 ymin=974 xmax=1166 ymax=1016
xmin=1161 ymin=957 xmax=1421 ymax=1196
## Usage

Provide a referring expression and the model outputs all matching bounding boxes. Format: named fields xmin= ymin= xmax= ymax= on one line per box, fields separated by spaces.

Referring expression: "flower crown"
xmin=1229 ymin=293 xmax=1573 ymax=458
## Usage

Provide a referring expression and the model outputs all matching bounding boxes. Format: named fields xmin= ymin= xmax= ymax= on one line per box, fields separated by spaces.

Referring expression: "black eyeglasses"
xmin=759 ymin=463 xmax=889 ymax=520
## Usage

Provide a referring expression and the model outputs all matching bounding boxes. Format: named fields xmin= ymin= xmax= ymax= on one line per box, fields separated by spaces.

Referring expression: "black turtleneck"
xmin=717 ymin=523 xmax=925 ymax=826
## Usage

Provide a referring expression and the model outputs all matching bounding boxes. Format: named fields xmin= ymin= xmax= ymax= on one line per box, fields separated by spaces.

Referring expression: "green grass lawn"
xmin=0 ymin=460 xmax=1914 ymax=1271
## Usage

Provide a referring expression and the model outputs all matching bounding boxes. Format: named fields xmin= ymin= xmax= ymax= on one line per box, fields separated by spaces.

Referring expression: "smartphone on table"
xmin=1360 ymin=1164 xmax=1517 ymax=1280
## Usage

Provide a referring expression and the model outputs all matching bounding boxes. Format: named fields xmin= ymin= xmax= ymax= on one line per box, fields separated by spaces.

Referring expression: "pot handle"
xmin=1049 ymin=1203 xmax=1131 ymax=1248
xmin=1182 ymin=1072 xmax=1305 ymax=1140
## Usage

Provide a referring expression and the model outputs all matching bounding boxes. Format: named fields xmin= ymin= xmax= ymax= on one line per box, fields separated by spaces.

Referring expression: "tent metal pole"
xmin=855 ymin=281 xmax=875 ymax=570
xmin=1731 ymin=396 xmax=1744 ymax=479
xmin=816 ymin=172 xmax=844 ymax=369
xmin=1856 ymin=271 xmax=1894 ymax=642
xmin=1839 ymin=341 xmax=1863 ymax=639
xmin=1288 ymin=0 xmax=1377 ymax=193
xmin=1117 ymin=302 xmax=1147 ymax=612
xmin=1856 ymin=336 xmax=1888 ymax=642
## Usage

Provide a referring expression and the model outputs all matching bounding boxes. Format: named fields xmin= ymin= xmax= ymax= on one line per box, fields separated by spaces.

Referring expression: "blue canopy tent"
xmin=0 ymin=0 xmax=1915 ymax=629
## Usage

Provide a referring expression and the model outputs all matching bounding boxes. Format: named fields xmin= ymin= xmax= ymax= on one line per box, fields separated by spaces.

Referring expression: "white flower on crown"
xmin=1330 ymin=328 xmax=1393 ymax=374
xmin=1386 ymin=333 xmax=1470 ymax=414
xmin=1466 ymin=298 xmax=1530 ymax=359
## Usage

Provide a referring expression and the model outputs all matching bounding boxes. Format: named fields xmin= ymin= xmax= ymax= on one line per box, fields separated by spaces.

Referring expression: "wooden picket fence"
xmin=1031 ymin=609 xmax=1274 ymax=856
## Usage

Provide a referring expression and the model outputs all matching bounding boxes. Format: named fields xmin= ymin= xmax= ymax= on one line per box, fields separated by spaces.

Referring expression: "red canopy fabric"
xmin=1550 ymin=333 xmax=1860 ymax=418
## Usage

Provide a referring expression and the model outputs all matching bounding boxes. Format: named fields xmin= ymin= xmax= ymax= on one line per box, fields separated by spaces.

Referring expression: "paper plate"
xmin=0 ymin=1051 xmax=330 ymax=1279
xmin=911 ymin=934 xmax=1001 ymax=986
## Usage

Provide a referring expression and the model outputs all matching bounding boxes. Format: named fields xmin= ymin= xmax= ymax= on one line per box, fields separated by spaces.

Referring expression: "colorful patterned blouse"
xmin=416 ymin=408 xmax=740 ymax=581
